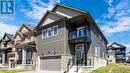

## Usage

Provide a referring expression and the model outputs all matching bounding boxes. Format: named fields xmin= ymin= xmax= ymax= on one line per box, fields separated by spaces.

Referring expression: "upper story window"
xmin=47 ymin=27 xmax=52 ymax=37
xmin=42 ymin=25 xmax=58 ymax=39
xmin=53 ymin=25 xmax=58 ymax=36
xmin=27 ymin=35 xmax=31 ymax=42
xmin=42 ymin=29 xmax=46 ymax=39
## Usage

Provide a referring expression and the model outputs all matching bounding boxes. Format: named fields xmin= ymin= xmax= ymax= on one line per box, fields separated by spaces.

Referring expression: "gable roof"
xmin=36 ymin=10 xmax=66 ymax=28
xmin=2 ymin=33 xmax=14 ymax=40
xmin=108 ymin=42 xmax=126 ymax=49
xmin=13 ymin=31 xmax=24 ymax=40
xmin=19 ymin=24 xmax=34 ymax=32
xmin=52 ymin=3 xmax=87 ymax=13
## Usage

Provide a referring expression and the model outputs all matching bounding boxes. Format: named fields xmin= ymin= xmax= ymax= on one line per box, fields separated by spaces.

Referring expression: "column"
xmin=2 ymin=51 xmax=5 ymax=65
xmin=22 ymin=48 xmax=26 ymax=65
xmin=36 ymin=56 xmax=40 ymax=71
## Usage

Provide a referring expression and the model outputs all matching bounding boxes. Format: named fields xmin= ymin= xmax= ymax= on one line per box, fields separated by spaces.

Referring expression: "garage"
xmin=40 ymin=56 xmax=61 ymax=71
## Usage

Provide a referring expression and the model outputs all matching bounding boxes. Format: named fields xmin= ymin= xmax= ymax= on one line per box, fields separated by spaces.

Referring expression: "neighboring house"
xmin=36 ymin=4 xmax=108 ymax=73
xmin=0 ymin=33 xmax=15 ymax=68
xmin=13 ymin=24 xmax=37 ymax=69
xmin=107 ymin=42 xmax=126 ymax=63
xmin=126 ymin=51 xmax=130 ymax=63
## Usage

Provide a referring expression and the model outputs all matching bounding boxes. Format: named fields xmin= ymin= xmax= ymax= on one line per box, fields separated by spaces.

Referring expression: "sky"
xmin=0 ymin=0 xmax=130 ymax=52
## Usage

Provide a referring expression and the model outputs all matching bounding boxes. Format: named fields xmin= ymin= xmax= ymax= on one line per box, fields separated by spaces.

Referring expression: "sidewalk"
xmin=19 ymin=71 xmax=62 ymax=73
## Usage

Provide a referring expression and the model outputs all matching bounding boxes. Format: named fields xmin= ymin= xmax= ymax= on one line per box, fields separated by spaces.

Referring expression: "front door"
xmin=75 ymin=44 xmax=84 ymax=66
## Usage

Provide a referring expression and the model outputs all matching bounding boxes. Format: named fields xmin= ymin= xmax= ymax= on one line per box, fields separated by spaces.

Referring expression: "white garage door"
xmin=40 ymin=56 xmax=61 ymax=71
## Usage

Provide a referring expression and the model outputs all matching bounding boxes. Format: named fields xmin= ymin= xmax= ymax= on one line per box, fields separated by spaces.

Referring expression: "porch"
xmin=15 ymin=44 xmax=37 ymax=69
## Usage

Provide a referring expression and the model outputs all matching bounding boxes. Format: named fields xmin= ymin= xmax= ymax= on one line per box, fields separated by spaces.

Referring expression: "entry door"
xmin=77 ymin=27 xmax=85 ymax=38
xmin=75 ymin=44 xmax=84 ymax=65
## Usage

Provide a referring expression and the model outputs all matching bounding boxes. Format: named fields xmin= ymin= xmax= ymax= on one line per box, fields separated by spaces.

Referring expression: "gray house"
xmin=107 ymin=42 xmax=126 ymax=63
xmin=36 ymin=4 xmax=108 ymax=73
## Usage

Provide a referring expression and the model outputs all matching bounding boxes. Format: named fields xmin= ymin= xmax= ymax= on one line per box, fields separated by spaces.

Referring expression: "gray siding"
xmin=88 ymin=29 xmax=107 ymax=59
xmin=36 ymin=21 xmax=67 ymax=56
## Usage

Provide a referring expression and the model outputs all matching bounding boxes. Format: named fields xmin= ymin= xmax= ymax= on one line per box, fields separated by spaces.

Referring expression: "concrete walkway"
xmin=19 ymin=71 xmax=62 ymax=73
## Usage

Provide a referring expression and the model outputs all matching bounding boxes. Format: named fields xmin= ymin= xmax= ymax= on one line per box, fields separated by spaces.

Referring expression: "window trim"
xmin=47 ymin=27 xmax=52 ymax=38
xmin=42 ymin=29 xmax=46 ymax=39
xmin=53 ymin=25 xmax=58 ymax=36
xmin=95 ymin=47 xmax=100 ymax=57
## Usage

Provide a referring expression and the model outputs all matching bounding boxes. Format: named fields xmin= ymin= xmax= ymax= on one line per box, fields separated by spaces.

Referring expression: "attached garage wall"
xmin=40 ymin=56 xmax=61 ymax=71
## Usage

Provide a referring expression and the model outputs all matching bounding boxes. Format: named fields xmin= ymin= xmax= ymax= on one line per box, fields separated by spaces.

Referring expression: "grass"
xmin=0 ymin=69 xmax=33 ymax=73
xmin=89 ymin=64 xmax=130 ymax=73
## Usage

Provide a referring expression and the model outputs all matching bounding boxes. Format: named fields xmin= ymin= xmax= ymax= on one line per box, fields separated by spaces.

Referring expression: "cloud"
xmin=97 ymin=0 xmax=130 ymax=35
xmin=21 ymin=0 xmax=61 ymax=22
xmin=101 ymin=17 xmax=130 ymax=34
xmin=0 ymin=22 xmax=19 ymax=39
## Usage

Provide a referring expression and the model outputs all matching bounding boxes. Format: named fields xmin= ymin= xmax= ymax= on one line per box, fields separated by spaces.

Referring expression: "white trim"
xmin=42 ymin=29 xmax=46 ymax=39
xmin=53 ymin=25 xmax=58 ymax=36
xmin=47 ymin=27 xmax=52 ymax=38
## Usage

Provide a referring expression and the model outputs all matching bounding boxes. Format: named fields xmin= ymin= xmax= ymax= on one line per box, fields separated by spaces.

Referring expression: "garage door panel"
xmin=40 ymin=56 xmax=61 ymax=71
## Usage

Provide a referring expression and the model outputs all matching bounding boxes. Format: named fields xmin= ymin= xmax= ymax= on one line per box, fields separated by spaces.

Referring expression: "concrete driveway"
xmin=19 ymin=71 xmax=62 ymax=73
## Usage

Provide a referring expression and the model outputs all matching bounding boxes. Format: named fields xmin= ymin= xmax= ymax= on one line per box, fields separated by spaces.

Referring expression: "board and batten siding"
xmin=89 ymin=29 xmax=107 ymax=59
xmin=36 ymin=21 xmax=67 ymax=56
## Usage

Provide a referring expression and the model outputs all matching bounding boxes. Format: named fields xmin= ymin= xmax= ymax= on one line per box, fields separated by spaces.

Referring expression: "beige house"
xmin=13 ymin=24 xmax=37 ymax=69
xmin=0 ymin=33 xmax=15 ymax=68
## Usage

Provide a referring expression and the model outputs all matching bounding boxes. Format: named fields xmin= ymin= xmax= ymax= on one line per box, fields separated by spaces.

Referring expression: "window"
xmin=47 ymin=27 xmax=52 ymax=37
xmin=27 ymin=35 xmax=31 ymax=42
xmin=42 ymin=29 xmax=46 ymax=39
xmin=95 ymin=47 xmax=100 ymax=57
xmin=53 ymin=25 xmax=58 ymax=36
xmin=116 ymin=55 xmax=125 ymax=59
xmin=42 ymin=25 xmax=58 ymax=39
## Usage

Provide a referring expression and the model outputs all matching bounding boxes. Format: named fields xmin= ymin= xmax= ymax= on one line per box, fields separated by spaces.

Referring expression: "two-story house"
xmin=0 ymin=33 xmax=15 ymax=68
xmin=107 ymin=42 xmax=126 ymax=63
xmin=36 ymin=4 xmax=108 ymax=73
xmin=13 ymin=24 xmax=37 ymax=69
xmin=126 ymin=51 xmax=130 ymax=63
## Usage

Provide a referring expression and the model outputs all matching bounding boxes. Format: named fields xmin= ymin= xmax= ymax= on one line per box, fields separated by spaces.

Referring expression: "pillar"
xmin=2 ymin=51 xmax=5 ymax=65
xmin=22 ymin=48 xmax=26 ymax=65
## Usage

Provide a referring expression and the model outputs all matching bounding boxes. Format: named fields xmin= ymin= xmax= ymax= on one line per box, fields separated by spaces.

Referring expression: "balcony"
xmin=68 ymin=28 xmax=91 ymax=43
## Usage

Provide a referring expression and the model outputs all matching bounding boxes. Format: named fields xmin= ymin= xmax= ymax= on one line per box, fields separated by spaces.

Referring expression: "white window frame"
xmin=53 ymin=25 xmax=58 ymax=36
xmin=95 ymin=47 xmax=100 ymax=57
xmin=47 ymin=27 xmax=52 ymax=38
xmin=42 ymin=29 xmax=46 ymax=39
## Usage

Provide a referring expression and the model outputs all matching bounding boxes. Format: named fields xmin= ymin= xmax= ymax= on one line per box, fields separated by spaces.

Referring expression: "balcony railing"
xmin=69 ymin=28 xmax=90 ymax=40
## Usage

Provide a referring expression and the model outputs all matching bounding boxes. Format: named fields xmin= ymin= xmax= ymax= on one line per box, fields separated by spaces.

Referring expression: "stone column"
xmin=22 ymin=48 xmax=26 ymax=65
xmin=2 ymin=52 xmax=5 ymax=65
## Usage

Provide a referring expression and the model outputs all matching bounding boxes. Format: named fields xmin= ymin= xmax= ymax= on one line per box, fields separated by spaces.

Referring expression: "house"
xmin=0 ymin=33 xmax=15 ymax=68
xmin=126 ymin=51 xmax=130 ymax=63
xmin=36 ymin=4 xmax=108 ymax=73
xmin=107 ymin=42 xmax=126 ymax=63
xmin=13 ymin=24 xmax=37 ymax=69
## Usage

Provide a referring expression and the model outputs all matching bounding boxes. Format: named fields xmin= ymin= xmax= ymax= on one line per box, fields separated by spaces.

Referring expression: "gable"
xmin=20 ymin=25 xmax=30 ymax=34
xmin=2 ymin=33 xmax=10 ymax=41
xmin=109 ymin=43 xmax=126 ymax=49
xmin=15 ymin=34 xmax=21 ymax=41
xmin=4 ymin=36 xmax=9 ymax=41
xmin=53 ymin=5 xmax=82 ymax=18
xmin=40 ymin=12 xmax=63 ymax=27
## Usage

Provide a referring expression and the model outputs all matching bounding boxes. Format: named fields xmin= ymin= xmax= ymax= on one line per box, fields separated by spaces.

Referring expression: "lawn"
xmin=90 ymin=64 xmax=130 ymax=73
xmin=0 ymin=69 xmax=32 ymax=73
